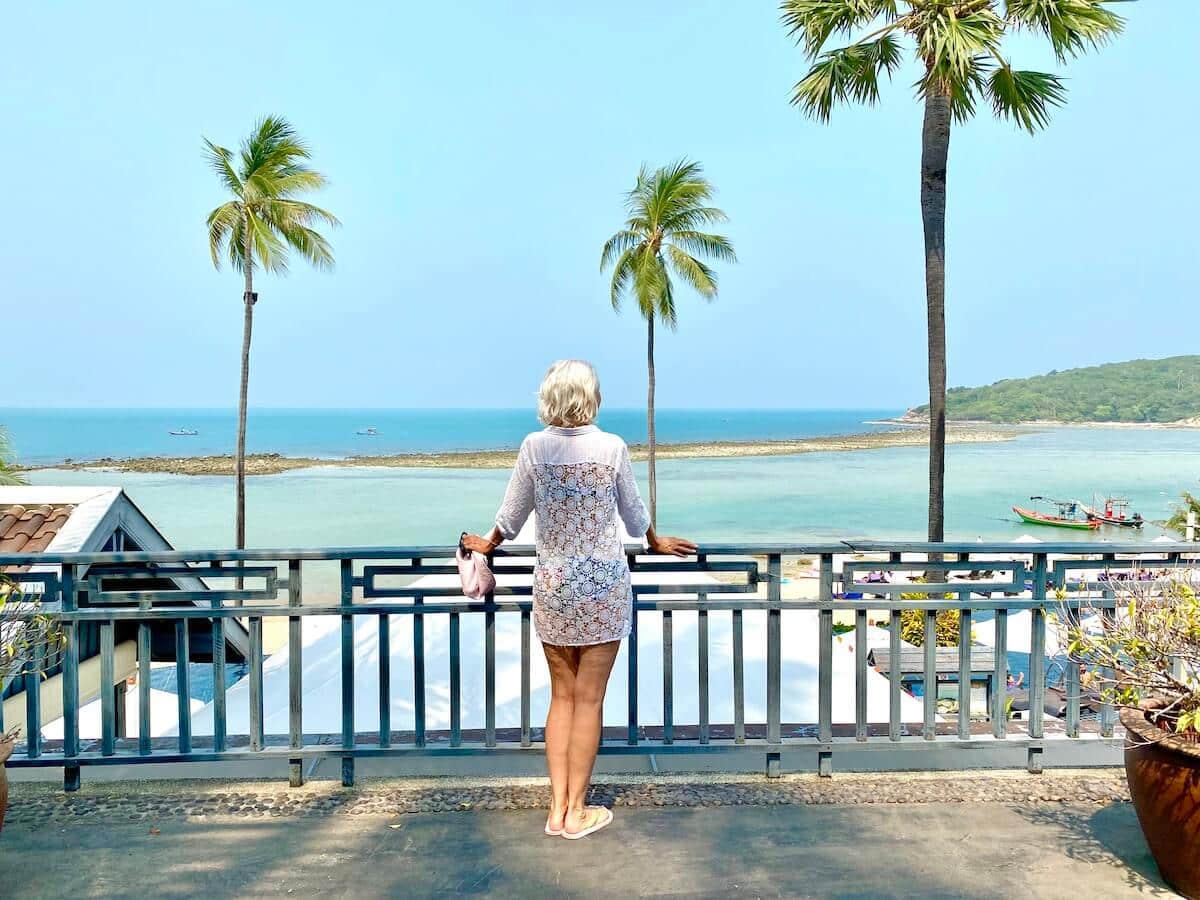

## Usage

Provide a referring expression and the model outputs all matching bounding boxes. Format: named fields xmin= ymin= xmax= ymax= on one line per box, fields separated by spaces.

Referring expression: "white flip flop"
xmin=544 ymin=818 xmax=564 ymax=836
xmin=562 ymin=806 xmax=613 ymax=840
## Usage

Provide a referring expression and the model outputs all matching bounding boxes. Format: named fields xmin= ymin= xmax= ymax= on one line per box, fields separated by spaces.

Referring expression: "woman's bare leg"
xmin=542 ymin=643 xmax=580 ymax=830
xmin=565 ymin=640 xmax=621 ymax=830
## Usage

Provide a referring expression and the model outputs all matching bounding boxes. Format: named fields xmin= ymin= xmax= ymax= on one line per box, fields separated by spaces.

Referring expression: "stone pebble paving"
xmin=5 ymin=770 xmax=1130 ymax=827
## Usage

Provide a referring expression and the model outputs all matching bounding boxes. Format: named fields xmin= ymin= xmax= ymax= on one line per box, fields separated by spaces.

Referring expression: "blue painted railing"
xmin=3 ymin=541 xmax=1196 ymax=789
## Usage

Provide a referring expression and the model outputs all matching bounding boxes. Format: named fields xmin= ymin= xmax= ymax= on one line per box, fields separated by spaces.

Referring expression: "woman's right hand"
xmin=646 ymin=528 xmax=697 ymax=557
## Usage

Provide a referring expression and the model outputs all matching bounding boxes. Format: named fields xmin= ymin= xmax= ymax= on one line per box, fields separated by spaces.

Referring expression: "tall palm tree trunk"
xmin=920 ymin=89 xmax=951 ymax=544
xmin=236 ymin=232 xmax=254 ymax=550
xmin=646 ymin=315 xmax=657 ymax=529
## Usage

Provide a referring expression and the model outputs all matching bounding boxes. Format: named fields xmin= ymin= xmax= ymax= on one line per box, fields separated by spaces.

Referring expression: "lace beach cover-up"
xmin=494 ymin=424 xmax=651 ymax=646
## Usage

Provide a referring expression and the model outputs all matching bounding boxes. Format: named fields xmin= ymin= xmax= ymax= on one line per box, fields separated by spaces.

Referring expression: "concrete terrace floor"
xmin=0 ymin=772 xmax=1180 ymax=899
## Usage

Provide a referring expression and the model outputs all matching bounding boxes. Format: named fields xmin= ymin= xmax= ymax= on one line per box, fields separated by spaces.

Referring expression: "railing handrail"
xmin=1 ymin=538 xmax=1195 ymax=566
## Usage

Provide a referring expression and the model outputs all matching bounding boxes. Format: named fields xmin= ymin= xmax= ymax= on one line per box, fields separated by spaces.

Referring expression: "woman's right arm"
xmin=462 ymin=443 xmax=533 ymax=554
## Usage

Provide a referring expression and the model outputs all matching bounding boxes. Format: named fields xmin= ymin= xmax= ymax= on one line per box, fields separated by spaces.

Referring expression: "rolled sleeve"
xmin=494 ymin=442 xmax=535 ymax=540
xmin=615 ymin=444 xmax=651 ymax=538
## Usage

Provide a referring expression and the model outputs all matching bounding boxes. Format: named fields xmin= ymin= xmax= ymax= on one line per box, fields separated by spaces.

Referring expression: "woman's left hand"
xmin=461 ymin=533 xmax=497 ymax=555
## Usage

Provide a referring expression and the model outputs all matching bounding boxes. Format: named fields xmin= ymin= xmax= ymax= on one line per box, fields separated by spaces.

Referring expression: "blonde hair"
xmin=537 ymin=360 xmax=601 ymax=427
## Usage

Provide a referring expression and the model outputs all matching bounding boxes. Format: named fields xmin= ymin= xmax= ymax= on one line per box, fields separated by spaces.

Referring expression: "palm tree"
xmin=0 ymin=429 xmax=24 ymax=486
xmin=1167 ymin=492 xmax=1200 ymax=542
xmin=205 ymin=116 xmax=338 ymax=548
xmin=781 ymin=0 xmax=1125 ymax=541
xmin=601 ymin=160 xmax=736 ymax=527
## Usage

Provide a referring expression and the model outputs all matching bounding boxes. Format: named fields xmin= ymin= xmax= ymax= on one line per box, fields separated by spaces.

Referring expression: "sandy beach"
xmin=27 ymin=425 xmax=1019 ymax=476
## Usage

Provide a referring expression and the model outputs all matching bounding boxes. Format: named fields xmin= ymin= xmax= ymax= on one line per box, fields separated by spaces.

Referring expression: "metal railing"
xmin=4 ymin=540 xmax=1196 ymax=790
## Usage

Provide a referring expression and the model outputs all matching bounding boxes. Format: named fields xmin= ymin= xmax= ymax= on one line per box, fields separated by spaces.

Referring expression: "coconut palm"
xmin=781 ymin=0 xmax=1125 ymax=541
xmin=205 ymin=116 xmax=338 ymax=548
xmin=0 ymin=430 xmax=24 ymax=486
xmin=1167 ymin=492 xmax=1200 ymax=542
xmin=601 ymin=160 xmax=736 ymax=527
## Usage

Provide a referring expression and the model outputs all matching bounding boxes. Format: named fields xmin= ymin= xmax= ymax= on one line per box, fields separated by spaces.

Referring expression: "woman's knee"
xmin=571 ymin=679 xmax=607 ymax=707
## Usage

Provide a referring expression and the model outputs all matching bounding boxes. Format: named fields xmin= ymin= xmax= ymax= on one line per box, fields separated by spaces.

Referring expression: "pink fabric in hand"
xmin=456 ymin=547 xmax=496 ymax=600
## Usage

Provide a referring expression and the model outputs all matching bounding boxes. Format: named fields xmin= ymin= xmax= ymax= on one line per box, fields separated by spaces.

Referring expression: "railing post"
xmin=412 ymin=558 xmax=425 ymax=750
xmin=211 ymin=563 xmax=227 ymax=755
xmin=248 ymin=617 xmax=264 ymax=752
xmin=626 ymin=552 xmax=639 ymax=747
xmin=61 ymin=565 xmax=80 ymax=792
xmin=520 ymin=604 xmax=531 ymax=748
xmin=818 ymin=554 xmax=834 ymax=776
xmin=101 ymin=620 xmax=116 ymax=756
xmin=698 ymin=557 xmax=710 ymax=746
xmin=174 ymin=619 xmax=191 ymax=755
xmin=766 ymin=553 xmax=782 ymax=777
xmin=138 ymin=581 xmax=153 ymax=757
xmin=485 ymin=552 xmax=497 ymax=749
xmin=449 ymin=611 xmax=461 ymax=748
xmin=888 ymin=552 xmax=902 ymax=742
xmin=1028 ymin=554 xmax=1047 ymax=774
xmin=340 ymin=559 xmax=356 ymax=785
xmin=661 ymin=609 xmax=673 ymax=745
xmin=957 ymin=596 xmax=971 ymax=741
xmin=288 ymin=559 xmax=304 ymax=787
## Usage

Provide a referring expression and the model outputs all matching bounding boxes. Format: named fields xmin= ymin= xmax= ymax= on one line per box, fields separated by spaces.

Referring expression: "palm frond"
xmin=205 ymin=201 xmax=242 ymax=269
xmin=668 ymin=230 xmax=738 ymax=265
xmin=632 ymin=246 xmax=667 ymax=322
xmin=203 ymin=140 xmax=243 ymax=196
xmin=0 ymin=430 xmax=24 ymax=486
xmin=916 ymin=7 xmax=1005 ymax=86
xmin=780 ymin=0 xmax=900 ymax=57
xmin=608 ymin=246 xmax=639 ymax=311
xmin=248 ymin=211 xmax=290 ymax=275
xmin=666 ymin=245 xmax=718 ymax=299
xmin=987 ymin=65 xmax=1067 ymax=132
xmin=1006 ymin=0 xmax=1125 ymax=63
xmin=655 ymin=257 xmax=677 ymax=329
xmin=918 ymin=56 xmax=989 ymax=123
xmin=791 ymin=35 xmax=904 ymax=120
xmin=600 ymin=229 xmax=642 ymax=272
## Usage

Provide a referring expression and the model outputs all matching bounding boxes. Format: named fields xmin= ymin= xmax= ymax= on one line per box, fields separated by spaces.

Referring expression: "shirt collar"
xmin=545 ymin=424 xmax=599 ymax=436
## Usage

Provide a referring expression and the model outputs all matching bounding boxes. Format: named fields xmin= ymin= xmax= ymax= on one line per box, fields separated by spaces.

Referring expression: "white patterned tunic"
xmin=494 ymin=424 xmax=651 ymax=646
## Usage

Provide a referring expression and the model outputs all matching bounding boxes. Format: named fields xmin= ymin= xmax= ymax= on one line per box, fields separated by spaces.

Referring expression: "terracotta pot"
xmin=0 ymin=736 xmax=12 ymax=835
xmin=1122 ymin=706 xmax=1200 ymax=899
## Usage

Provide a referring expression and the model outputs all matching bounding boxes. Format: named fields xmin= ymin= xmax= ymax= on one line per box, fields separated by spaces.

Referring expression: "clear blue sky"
xmin=2 ymin=2 xmax=1194 ymax=410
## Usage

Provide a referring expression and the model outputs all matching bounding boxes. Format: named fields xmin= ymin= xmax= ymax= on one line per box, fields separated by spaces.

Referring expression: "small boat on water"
xmin=168 ymin=428 xmax=198 ymax=436
xmin=1012 ymin=497 xmax=1099 ymax=531
xmin=1080 ymin=495 xmax=1144 ymax=528
xmin=356 ymin=427 xmax=379 ymax=436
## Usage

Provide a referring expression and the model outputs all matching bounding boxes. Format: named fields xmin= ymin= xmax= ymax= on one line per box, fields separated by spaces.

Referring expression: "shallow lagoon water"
xmin=26 ymin=425 xmax=1196 ymax=550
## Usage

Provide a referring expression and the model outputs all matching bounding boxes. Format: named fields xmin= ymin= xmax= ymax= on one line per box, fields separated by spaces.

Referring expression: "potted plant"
xmin=1 ymin=575 xmax=65 ymax=834
xmin=1063 ymin=571 xmax=1200 ymax=898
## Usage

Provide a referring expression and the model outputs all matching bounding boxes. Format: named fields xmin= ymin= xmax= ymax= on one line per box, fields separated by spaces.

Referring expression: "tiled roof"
xmin=0 ymin=504 xmax=74 ymax=571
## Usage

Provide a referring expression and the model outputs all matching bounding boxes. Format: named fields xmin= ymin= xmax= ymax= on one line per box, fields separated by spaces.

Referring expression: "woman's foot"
xmin=545 ymin=806 xmax=567 ymax=836
xmin=562 ymin=806 xmax=613 ymax=840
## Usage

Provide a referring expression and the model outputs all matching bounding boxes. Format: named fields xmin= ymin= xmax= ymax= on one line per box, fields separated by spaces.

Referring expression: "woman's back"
xmin=496 ymin=424 xmax=650 ymax=560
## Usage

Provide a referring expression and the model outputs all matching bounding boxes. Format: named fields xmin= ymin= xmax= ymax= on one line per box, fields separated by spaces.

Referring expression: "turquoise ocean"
xmin=5 ymin=408 xmax=1196 ymax=550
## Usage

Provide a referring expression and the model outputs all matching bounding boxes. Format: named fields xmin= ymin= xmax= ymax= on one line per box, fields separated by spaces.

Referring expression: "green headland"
xmin=908 ymin=356 xmax=1200 ymax=424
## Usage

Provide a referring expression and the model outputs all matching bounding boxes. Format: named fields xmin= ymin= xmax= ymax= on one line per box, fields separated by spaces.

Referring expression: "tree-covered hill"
xmin=911 ymin=356 xmax=1200 ymax=423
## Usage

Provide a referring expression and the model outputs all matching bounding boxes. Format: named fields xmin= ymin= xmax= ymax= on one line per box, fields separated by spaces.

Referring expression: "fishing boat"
xmin=1080 ymin=495 xmax=1144 ymax=528
xmin=168 ymin=428 xmax=198 ymax=436
xmin=1012 ymin=497 xmax=1099 ymax=531
xmin=356 ymin=427 xmax=379 ymax=436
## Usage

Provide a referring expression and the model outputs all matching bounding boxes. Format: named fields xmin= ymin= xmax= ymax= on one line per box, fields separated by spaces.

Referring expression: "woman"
xmin=462 ymin=360 xmax=695 ymax=839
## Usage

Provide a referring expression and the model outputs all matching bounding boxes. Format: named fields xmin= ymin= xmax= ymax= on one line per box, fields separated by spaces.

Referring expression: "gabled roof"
xmin=0 ymin=485 xmax=249 ymax=658
xmin=1 ymin=504 xmax=75 ymax=566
